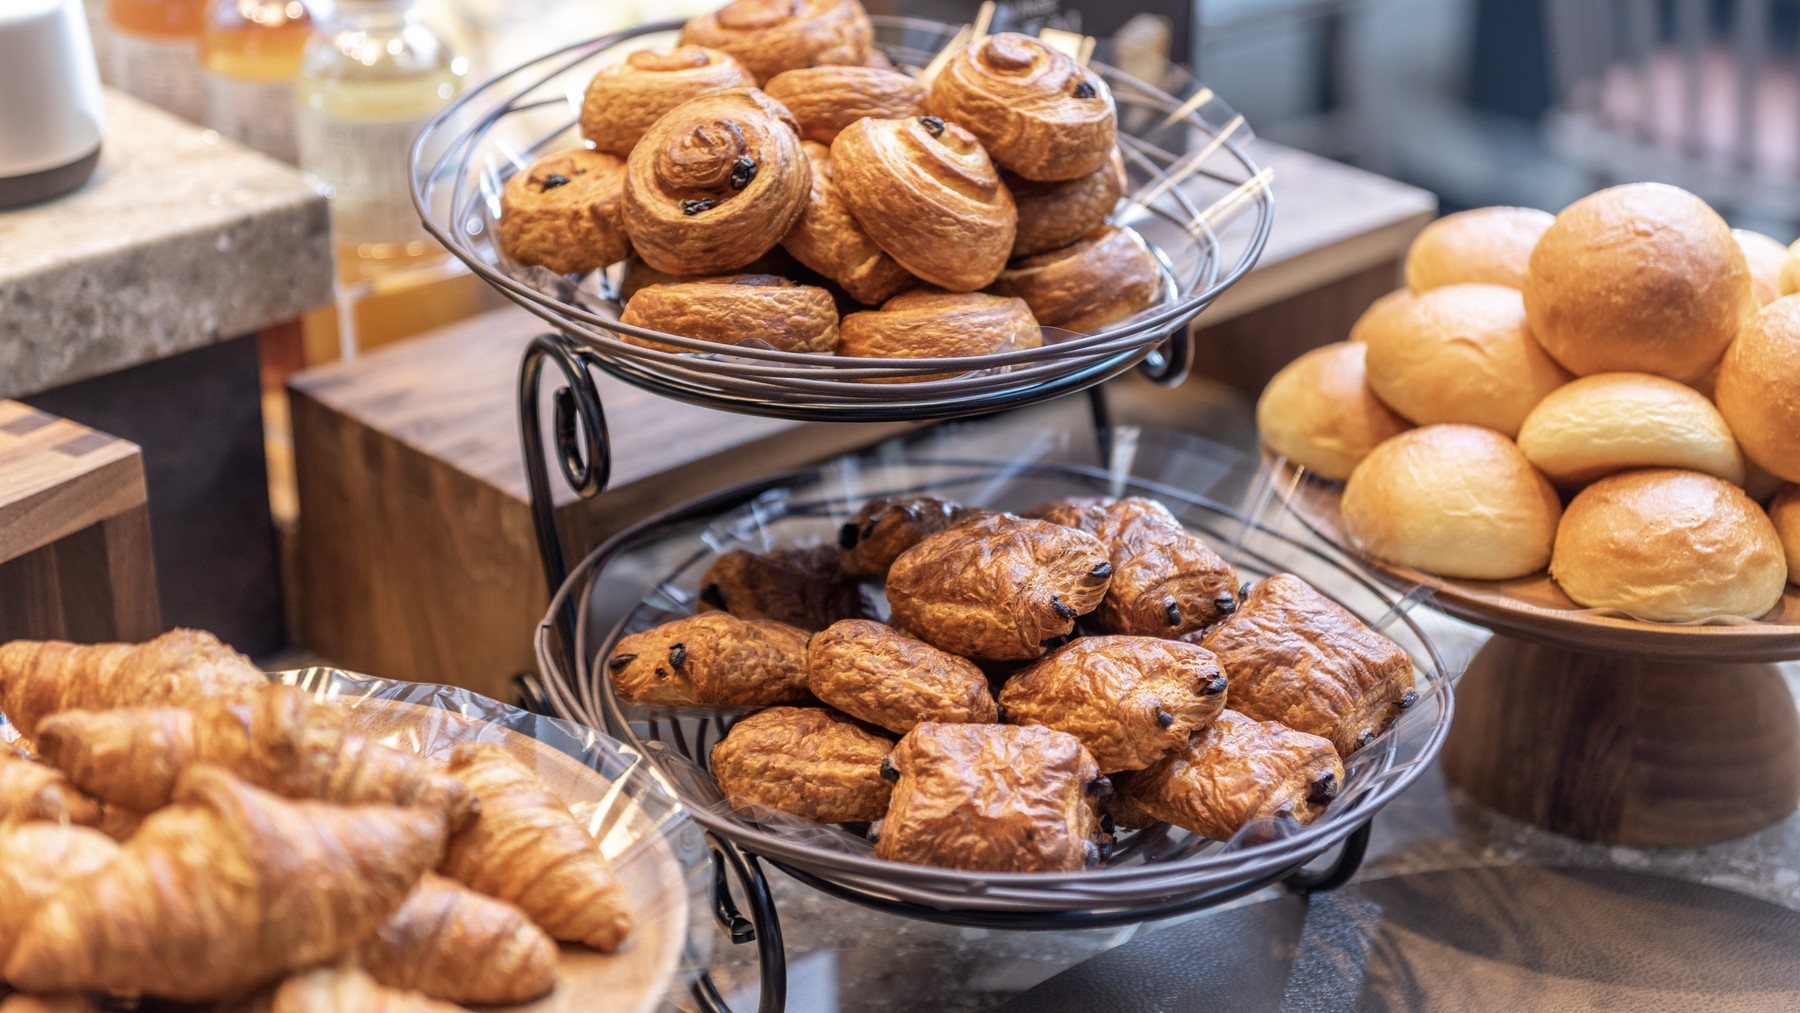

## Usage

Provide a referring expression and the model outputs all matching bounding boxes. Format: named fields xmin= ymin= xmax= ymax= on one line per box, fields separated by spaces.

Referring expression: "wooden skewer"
xmin=1036 ymin=27 xmax=1096 ymax=67
xmin=921 ymin=1 xmax=996 ymax=84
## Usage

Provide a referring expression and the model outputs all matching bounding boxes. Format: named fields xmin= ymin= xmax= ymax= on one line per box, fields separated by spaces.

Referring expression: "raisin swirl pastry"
xmin=992 ymin=225 xmax=1162 ymax=332
xmin=1031 ymin=496 xmax=1239 ymax=638
xmin=620 ymin=274 xmax=838 ymax=354
xmin=838 ymin=289 xmax=1041 ymax=382
xmin=1007 ymin=149 xmax=1126 ymax=258
xmin=710 ymin=706 xmax=894 ymax=822
xmin=606 ymin=611 xmax=810 ymax=707
xmin=621 ymin=87 xmax=811 ymax=276
xmin=678 ymin=0 xmax=873 ymax=84
xmin=696 ymin=545 xmax=866 ymax=632
xmin=830 ymin=115 xmax=1017 ymax=291
xmin=580 ymin=46 xmax=756 ymax=156
xmin=497 ymin=149 xmax=631 ymax=275
xmin=1197 ymin=573 xmax=1418 ymax=755
xmin=617 ymin=248 xmax=800 ymax=303
xmin=886 ymin=513 xmax=1112 ymax=660
xmin=877 ymin=722 xmax=1106 ymax=872
xmin=780 ymin=141 xmax=915 ymax=305
xmin=999 ymin=637 xmax=1229 ymax=774
xmin=807 ymin=619 xmax=998 ymax=733
xmin=926 ymin=32 xmax=1116 ymax=182
xmin=837 ymin=495 xmax=989 ymax=577
xmin=763 ymin=66 xmax=929 ymax=145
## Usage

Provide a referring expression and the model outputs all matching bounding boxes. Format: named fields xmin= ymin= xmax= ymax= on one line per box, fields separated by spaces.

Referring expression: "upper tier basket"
xmin=409 ymin=17 xmax=1274 ymax=422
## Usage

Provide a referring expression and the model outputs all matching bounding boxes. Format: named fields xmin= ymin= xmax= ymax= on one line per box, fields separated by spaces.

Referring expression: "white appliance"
xmin=0 ymin=0 xmax=104 ymax=208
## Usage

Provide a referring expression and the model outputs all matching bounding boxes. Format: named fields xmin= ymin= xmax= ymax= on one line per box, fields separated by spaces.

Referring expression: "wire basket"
xmin=411 ymin=17 xmax=1273 ymax=422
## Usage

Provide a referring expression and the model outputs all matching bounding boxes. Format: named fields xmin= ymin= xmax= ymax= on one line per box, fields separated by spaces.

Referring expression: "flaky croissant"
xmin=581 ymin=45 xmax=756 ymax=155
xmin=927 ymin=32 xmax=1116 ymax=181
xmin=620 ymin=273 xmax=839 ymax=354
xmin=1032 ymin=496 xmax=1239 ymax=637
xmin=838 ymin=289 xmax=1042 ymax=382
xmin=1007 ymin=149 xmax=1126 ymax=257
xmin=354 ymin=872 xmax=557 ymax=1004
xmin=806 ymin=619 xmax=997 ymax=733
xmin=780 ymin=141 xmax=916 ymax=305
xmin=497 ymin=148 xmax=632 ymax=275
xmin=709 ymin=705 xmax=894 ymax=822
xmin=254 ymin=965 xmax=465 ymax=1013
xmin=763 ymin=66 xmax=928 ymax=145
xmin=0 ymin=822 xmax=119 ymax=966
xmin=992 ymin=225 xmax=1163 ymax=332
xmin=678 ymin=0 xmax=873 ymax=84
xmin=606 ymin=611 xmax=811 ymax=707
xmin=0 ymin=750 xmax=103 ymax=828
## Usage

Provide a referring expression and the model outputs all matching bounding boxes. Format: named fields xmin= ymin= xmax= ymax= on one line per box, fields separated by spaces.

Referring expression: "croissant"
xmin=709 ymin=705 xmax=894 ymax=822
xmin=763 ymin=66 xmax=929 ymax=145
xmin=354 ymin=872 xmax=557 ymax=1004
xmin=0 ymin=629 xmax=265 ymax=741
xmin=697 ymin=544 xmax=866 ymax=631
xmin=6 ymin=766 xmax=447 ymax=1000
xmin=1007 ymin=149 xmax=1126 ymax=258
xmin=1032 ymin=496 xmax=1240 ymax=637
xmin=254 ymin=965 xmax=465 ymax=1013
xmin=807 ymin=619 xmax=997 ymax=733
xmin=605 ymin=611 xmax=811 ymax=707
xmin=0 ymin=750 xmax=103 ymax=828
xmin=621 ymin=88 xmax=811 ymax=276
xmin=581 ymin=45 xmax=756 ymax=155
xmin=992 ymin=225 xmax=1163 ymax=332
xmin=780 ymin=141 xmax=916 ymax=305
xmin=829 ymin=116 xmax=1016 ymax=291
xmin=678 ymin=0 xmax=873 ymax=84
xmin=0 ymin=823 xmax=118 ymax=965
xmin=34 ymin=684 xmax=479 ymax=830
xmin=620 ymin=273 xmax=839 ymax=354
xmin=838 ymin=289 xmax=1041 ymax=382
xmin=837 ymin=496 xmax=991 ymax=577
xmin=440 ymin=743 xmax=632 ymax=952
xmin=497 ymin=148 xmax=632 ymax=276
xmin=927 ymin=32 xmax=1116 ymax=181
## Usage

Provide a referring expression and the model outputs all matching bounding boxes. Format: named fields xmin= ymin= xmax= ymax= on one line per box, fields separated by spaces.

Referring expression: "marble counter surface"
xmin=0 ymin=90 xmax=332 ymax=399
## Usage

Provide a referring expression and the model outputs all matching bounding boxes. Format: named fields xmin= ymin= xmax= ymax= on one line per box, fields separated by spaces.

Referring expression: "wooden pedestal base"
xmin=1442 ymin=636 xmax=1800 ymax=846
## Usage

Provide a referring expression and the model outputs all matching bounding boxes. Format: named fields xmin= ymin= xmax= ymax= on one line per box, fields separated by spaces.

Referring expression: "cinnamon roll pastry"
xmin=621 ymin=88 xmax=810 ymax=276
xmin=837 ymin=289 xmax=1041 ymax=382
xmin=580 ymin=46 xmax=756 ymax=156
xmin=620 ymin=274 xmax=839 ymax=354
xmin=617 ymin=248 xmax=799 ymax=303
xmin=780 ymin=142 xmax=915 ymax=305
xmin=998 ymin=637 xmax=1229 ymax=774
xmin=807 ymin=619 xmax=998 ymax=733
xmin=926 ymin=32 xmax=1116 ymax=182
xmin=1007 ymin=149 xmax=1126 ymax=258
xmin=678 ymin=0 xmax=873 ymax=84
xmin=992 ymin=225 xmax=1162 ymax=332
xmin=696 ymin=545 xmax=866 ymax=631
xmin=605 ymin=611 xmax=811 ymax=707
xmin=497 ymin=149 xmax=631 ymax=275
xmin=763 ymin=66 xmax=929 ymax=145
xmin=710 ymin=706 xmax=894 ymax=823
xmin=1031 ymin=496 xmax=1240 ymax=638
xmin=886 ymin=513 xmax=1112 ymax=660
xmin=1198 ymin=574 xmax=1418 ymax=755
xmin=830 ymin=116 xmax=1017 ymax=291
xmin=877 ymin=722 xmax=1106 ymax=872
xmin=837 ymin=495 xmax=988 ymax=577
xmin=1115 ymin=709 xmax=1344 ymax=841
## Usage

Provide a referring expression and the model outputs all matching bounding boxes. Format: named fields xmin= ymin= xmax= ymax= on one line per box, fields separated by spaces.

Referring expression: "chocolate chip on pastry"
xmin=886 ymin=513 xmax=1111 ymax=660
xmin=1197 ymin=573 xmax=1417 ymax=755
xmin=606 ymin=611 xmax=810 ymax=707
xmin=998 ymin=636 xmax=1229 ymax=774
xmin=620 ymin=273 xmax=839 ymax=354
xmin=780 ymin=141 xmax=916 ymax=305
xmin=678 ymin=0 xmax=873 ymax=84
xmin=1031 ymin=496 xmax=1239 ymax=638
xmin=709 ymin=706 xmax=894 ymax=822
xmin=807 ymin=619 xmax=998 ymax=733
xmin=837 ymin=289 xmax=1041 ymax=382
xmin=991 ymin=225 xmax=1162 ymax=332
xmin=763 ymin=65 xmax=929 ymax=145
xmin=837 ymin=495 xmax=989 ymax=577
xmin=580 ymin=46 xmax=756 ymax=156
xmin=926 ymin=32 xmax=1116 ymax=182
xmin=497 ymin=149 xmax=632 ymax=275
xmin=621 ymin=87 xmax=811 ymax=276
xmin=829 ymin=116 xmax=1017 ymax=291
xmin=1006 ymin=149 xmax=1126 ymax=258
xmin=696 ymin=545 xmax=866 ymax=631
xmin=876 ymin=722 xmax=1105 ymax=872
xmin=1115 ymin=708 xmax=1344 ymax=841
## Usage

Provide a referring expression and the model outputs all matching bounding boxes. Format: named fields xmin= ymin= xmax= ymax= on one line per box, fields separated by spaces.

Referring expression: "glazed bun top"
xmin=1516 ymin=372 xmax=1746 ymax=487
xmin=1404 ymin=206 xmax=1553 ymax=292
xmin=1255 ymin=341 xmax=1412 ymax=483
xmin=1715 ymin=295 xmax=1800 ymax=485
xmin=1734 ymin=228 xmax=1789 ymax=306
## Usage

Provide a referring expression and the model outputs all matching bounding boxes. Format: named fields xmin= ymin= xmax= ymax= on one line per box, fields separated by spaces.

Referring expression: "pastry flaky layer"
xmin=1006 ymin=148 xmax=1126 ymax=258
xmin=837 ymin=495 xmax=992 ymax=577
xmin=710 ymin=705 xmax=895 ymax=822
xmin=807 ymin=619 xmax=998 ymax=733
xmin=1031 ymin=496 xmax=1240 ymax=637
xmin=678 ymin=0 xmax=873 ymax=84
xmin=780 ymin=140 xmax=917 ymax=305
xmin=764 ymin=66 xmax=929 ymax=145
xmin=877 ymin=722 xmax=1105 ymax=872
xmin=498 ymin=149 xmax=633 ymax=275
xmin=622 ymin=87 xmax=811 ymax=276
xmin=837 ymin=289 xmax=1041 ymax=382
xmin=927 ymin=32 xmax=1117 ymax=182
xmin=580 ymin=45 xmax=756 ymax=156
xmin=696 ymin=544 xmax=867 ymax=631
xmin=620 ymin=273 xmax=839 ymax=354
xmin=992 ymin=224 xmax=1162 ymax=332
xmin=606 ymin=610 xmax=812 ymax=707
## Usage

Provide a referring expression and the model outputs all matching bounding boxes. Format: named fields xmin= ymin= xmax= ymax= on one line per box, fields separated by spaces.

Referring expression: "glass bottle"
xmin=107 ymin=0 xmax=208 ymax=121
xmin=201 ymin=0 xmax=312 ymax=162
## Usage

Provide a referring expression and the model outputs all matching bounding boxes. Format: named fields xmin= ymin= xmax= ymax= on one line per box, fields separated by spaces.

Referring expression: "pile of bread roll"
xmin=1259 ymin=182 xmax=1800 ymax=623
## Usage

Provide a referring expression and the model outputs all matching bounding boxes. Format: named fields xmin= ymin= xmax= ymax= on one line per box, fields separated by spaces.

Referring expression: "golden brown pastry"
xmin=886 ymin=513 xmax=1112 ymax=660
xmin=838 ymin=289 xmax=1040 ymax=381
xmin=255 ymin=965 xmax=465 ymax=1013
xmin=1006 ymin=149 xmax=1126 ymax=258
xmin=830 ymin=115 xmax=1016 ymax=291
xmin=620 ymin=273 xmax=839 ymax=354
xmin=926 ymin=32 xmax=1115 ymax=181
xmin=1346 ymin=287 xmax=1414 ymax=343
xmin=998 ymin=637 xmax=1228 ymax=774
xmin=678 ymin=0 xmax=873 ymax=84
xmin=0 ymin=750 xmax=103 ymax=828
xmin=617 ymin=247 xmax=799 ymax=303
xmin=1735 ymin=228 xmax=1788 ymax=305
xmin=991 ymin=225 xmax=1161 ymax=331
xmin=696 ymin=544 xmax=866 ymax=631
xmin=709 ymin=706 xmax=894 ymax=822
xmin=1031 ymin=496 xmax=1239 ymax=637
xmin=1256 ymin=341 xmax=1413 ymax=482
xmin=780 ymin=141 xmax=916 ymax=305
xmin=1716 ymin=295 xmax=1800 ymax=484
xmin=1198 ymin=574 xmax=1417 ymax=755
xmin=580 ymin=45 xmax=756 ymax=155
xmin=0 ymin=823 xmax=119 ymax=965
xmin=1115 ymin=709 xmax=1344 ymax=841
xmin=837 ymin=495 xmax=989 ymax=577
xmin=1774 ymin=484 xmax=1800 ymax=582
xmin=1403 ymin=205 xmax=1553 ymax=292
xmin=807 ymin=619 xmax=998 ymax=733
xmin=1516 ymin=372 xmax=1745 ymax=487
xmin=355 ymin=872 xmax=557 ymax=1004
xmin=0 ymin=996 xmax=99 ymax=1013
xmin=497 ymin=148 xmax=631 ymax=275
xmin=606 ymin=611 xmax=811 ymax=707
xmin=764 ymin=65 xmax=929 ymax=144
xmin=621 ymin=88 xmax=811 ymax=276
xmin=877 ymin=722 xmax=1104 ymax=872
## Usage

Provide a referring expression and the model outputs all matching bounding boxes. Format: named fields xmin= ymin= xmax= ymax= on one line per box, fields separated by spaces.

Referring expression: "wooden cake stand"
xmin=1280 ymin=466 xmax=1800 ymax=847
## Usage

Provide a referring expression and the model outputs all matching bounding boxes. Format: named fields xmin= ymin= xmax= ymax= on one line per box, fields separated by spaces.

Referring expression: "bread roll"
xmin=1771 ymin=485 xmax=1800 ymax=583
xmin=1256 ymin=342 xmax=1411 ymax=482
xmin=1780 ymin=238 xmax=1800 ymax=297
xmin=1516 ymin=372 xmax=1745 ymax=486
xmin=1341 ymin=425 xmax=1561 ymax=580
xmin=1735 ymin=228 xmax=1788 ymax=306
xmin=1404 ymin=206 xmax=1552 ymax=292
xmin=1346 ymin=288 xmax=1412 ymax=344
xmin=1523 ymin=183 xmax=1754 ymax=381
xmin=1715 ymin=295 xmax=1800 ymax=484
xmin=1361 ymin=283 xmax=1572 ymax=437
xmin=1550 ymin=469 xmax=1787 ymax=621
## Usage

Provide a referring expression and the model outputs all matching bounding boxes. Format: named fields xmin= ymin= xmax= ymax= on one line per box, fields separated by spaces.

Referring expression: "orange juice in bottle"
xmin=201 ymin=0 xmax=311 ymax=162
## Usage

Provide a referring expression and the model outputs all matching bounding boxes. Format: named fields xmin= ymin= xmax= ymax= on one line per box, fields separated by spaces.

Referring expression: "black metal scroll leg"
xmin=691 ymin=834 xmax=788 ymax=1013
xmin=1282 ymin=822 xmax=1372 ymax=894
xmin=518 ymin=332 xmax=611 ymax=597
xmin=1086 ymin=384 xmax=1113 ymax=462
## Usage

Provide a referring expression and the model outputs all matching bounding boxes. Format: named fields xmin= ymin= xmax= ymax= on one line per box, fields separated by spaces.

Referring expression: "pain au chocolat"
xmin=606 ymin=612 xmax=809 ymax=707
xmin=620 ymin=274 xmax=838 ymax=354
xmin=710 ymin=706 xmax=894 ymax=822
xmin=497 ymin=149 xmax=631 ymax=275
xmin=837 ymin=495 xmax=991 ymax=577
xmin=579 ymin=46 xmax=755 ymax=156
xmin=806 ymin=619 xmax=997 ymax=733
xmin=926 ymin=32 xmax=1116 ymax=182
xmin=678 ymin=0 xmax=873 ymax=85
xmin=696 ymin=545 xmax=866 ymax=632
xmin=1031 ymin=496 xmax=1239 ymax=638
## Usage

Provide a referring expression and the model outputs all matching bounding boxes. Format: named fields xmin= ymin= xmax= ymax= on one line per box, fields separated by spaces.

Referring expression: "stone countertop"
xmin=0 ymin=89 xmax=333 ymax=400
